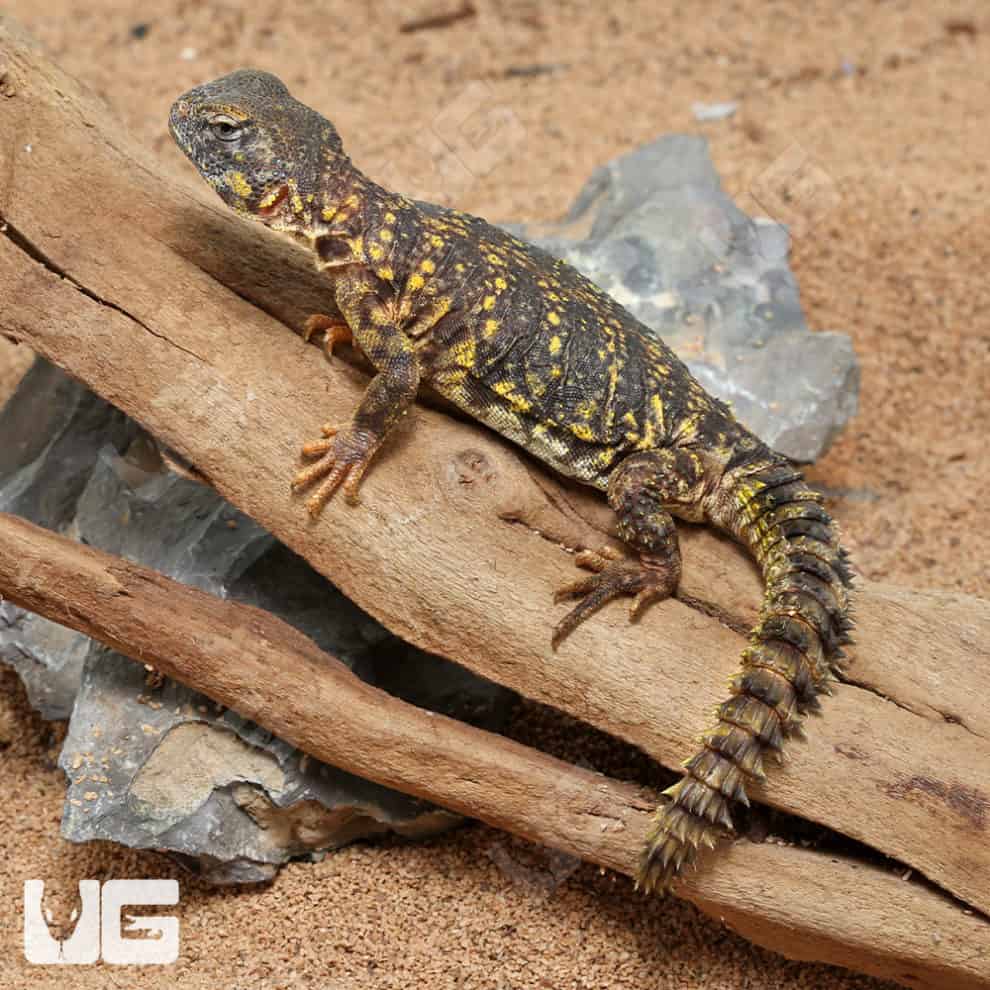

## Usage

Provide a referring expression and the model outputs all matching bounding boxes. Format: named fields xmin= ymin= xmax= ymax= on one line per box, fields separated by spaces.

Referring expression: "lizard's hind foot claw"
xmin=551 ymin=546 xmax=679 ymax=649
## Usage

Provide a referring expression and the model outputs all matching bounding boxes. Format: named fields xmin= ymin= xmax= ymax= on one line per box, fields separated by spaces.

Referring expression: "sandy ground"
xmin=2 ymin=1 xmax=989 ymax=987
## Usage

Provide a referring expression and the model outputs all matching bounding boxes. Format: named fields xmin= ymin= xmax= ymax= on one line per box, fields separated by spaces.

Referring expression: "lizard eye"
xmin=209 ymin=114 xmax=244 ymax=142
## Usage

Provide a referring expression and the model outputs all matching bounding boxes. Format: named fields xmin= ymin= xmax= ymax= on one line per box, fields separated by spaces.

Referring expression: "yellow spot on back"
xmin=570 ymin=423 xmax=595 ymax=442
xmin=380 ymin=228 xmax=393 ymax=242
xmin=321 ymin=206 xmax=337 ymax=222
xmin=369 ymin=244 xmax=385 ymax=261
xmin=547 ymin=311 xmax=561 ymax=326
xmin=492 ymin=381 xmax=515 ymax=397
xmin=384 ymin=211 xmax=397 ymax=223
xmin=483 ymin=296 xmax=496 ymax=311
xmin=226 ymin=171 xmax=252 ymax=198
xmin=421 ymin=259 xmax=436 ymax=274
xmin=484 ymin=319 xmax=500 ymax=338
xmin=408 ymin=273 xmax=425 ymax=291
xmin=377 ymin=267 xmax=394 ymax=281
xmin=451 ymin=337 xmax=477 ymax=369
xmin=548 ymin=335 xmax=562 ymax=355
xmin=494 ymin=276 xmax=508 ymax=290
xmin=431 ymin=235 xmax=444 ymax=248
xmin=291 ymin=192 xmax=305 ymax=214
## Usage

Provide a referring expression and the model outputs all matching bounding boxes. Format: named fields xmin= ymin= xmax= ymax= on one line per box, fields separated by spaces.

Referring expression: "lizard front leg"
xmin=552 ymin=448 xmax=709 ymax=648
xmin=292 ymin=273 xmax=420 ymax=512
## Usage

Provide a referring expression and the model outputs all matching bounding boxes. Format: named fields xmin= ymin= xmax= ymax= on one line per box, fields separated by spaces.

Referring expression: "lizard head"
xmin=169 ymin=69 xmax=344 ymax=228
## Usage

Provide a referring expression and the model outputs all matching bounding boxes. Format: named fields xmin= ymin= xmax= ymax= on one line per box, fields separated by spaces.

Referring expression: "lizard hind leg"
xmin=551 ymin=450 xmax=689 ymax=650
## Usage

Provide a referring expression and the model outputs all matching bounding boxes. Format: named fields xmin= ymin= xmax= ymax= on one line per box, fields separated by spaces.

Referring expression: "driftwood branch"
xmin=0 ymin=14 xmax=988 ymax=987
xmin=1 ymin=512 xmax=987 ymax=990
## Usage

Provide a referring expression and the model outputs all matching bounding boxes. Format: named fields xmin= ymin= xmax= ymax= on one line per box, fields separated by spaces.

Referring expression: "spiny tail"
xmin=638 ymin=459 xmax=854 ymax=891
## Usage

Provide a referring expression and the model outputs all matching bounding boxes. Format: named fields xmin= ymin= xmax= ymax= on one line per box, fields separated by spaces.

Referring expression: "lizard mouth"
xmin=256 ymin=184 xmax=290 ymax=218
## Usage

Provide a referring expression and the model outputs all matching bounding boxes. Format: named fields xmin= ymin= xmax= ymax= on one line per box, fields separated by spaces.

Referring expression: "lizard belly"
xmin=427 ymin=371 xmax=617 ymax=490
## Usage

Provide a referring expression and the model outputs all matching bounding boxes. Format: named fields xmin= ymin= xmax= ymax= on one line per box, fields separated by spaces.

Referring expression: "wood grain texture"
xmin=0 ymin=15 xmax=988 ymax=986
xmin=0 ymin=512 xmax=986 ymax=990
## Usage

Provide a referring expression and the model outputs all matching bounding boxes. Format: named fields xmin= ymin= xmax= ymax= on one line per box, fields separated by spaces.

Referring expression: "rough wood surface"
xmin=0 ymin=15 xmax=988 ymax=987
xmin=0 ymin=512 xmax=987 ymax=990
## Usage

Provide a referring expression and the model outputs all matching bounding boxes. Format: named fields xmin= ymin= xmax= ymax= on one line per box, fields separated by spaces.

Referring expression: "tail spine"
xmin=639 ymin=460 xmax=854 ymax=890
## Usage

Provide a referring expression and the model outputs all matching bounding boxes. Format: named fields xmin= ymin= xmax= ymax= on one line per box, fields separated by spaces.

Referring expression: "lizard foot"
xmin=303 ymin=313 xmax=353 ymax=361
xmin=291 ymin=424 xmax=378 ymax=512
xmin=551 ymin=546 xmax=679 ymax=649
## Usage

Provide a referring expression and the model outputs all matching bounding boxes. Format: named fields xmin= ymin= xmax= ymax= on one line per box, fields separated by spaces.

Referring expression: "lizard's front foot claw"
xmin=302 ymin=314 xmax=353 ymax=361
xmin=291 ymin=424 xmax=378 ymax=513
xmin=551 ymin=546 xmax=678 ymax=649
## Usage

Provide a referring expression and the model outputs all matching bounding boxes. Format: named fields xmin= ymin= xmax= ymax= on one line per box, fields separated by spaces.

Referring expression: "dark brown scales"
xmin=638 ymin=465 xmax=854 ymax=891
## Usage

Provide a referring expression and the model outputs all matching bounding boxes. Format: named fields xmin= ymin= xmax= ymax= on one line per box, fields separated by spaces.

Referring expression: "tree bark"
xmin=0 ymin=15 xmax=988 ymax=988
xmin=1 ymin=512 xmax=987 ymax=990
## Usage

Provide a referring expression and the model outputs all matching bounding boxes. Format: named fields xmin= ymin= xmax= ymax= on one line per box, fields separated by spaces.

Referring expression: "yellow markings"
xmin=597 ymin=349 xmax=606 ymax=360
xmin=483 ymin=296 xmax=496 ymax=311
xmin=636 ymin=418 xmax=656 ymax=450
xmin=651 ymin=394 xmax=665 ymax=429
xmin=548 ymin=335 xmax=562 ymax=355
xmin=370 ymin=305 xmax=392 ymax=327
xmin=260 ymin=187 xmax=283 ymax=209
xmin=455 ymin=263 xmax=466 ymax=272
xmin=525 ymin=372 xmax=546 ymax=397
xmin=494 ymin=276 xmax=508 ymax=290
xmin=550 ymin=366 xmax=562 ymax=379
xmin=547 ymin=311 xmax=561 ymax=326
xmin=321 ymin=205 xmax=337 ymax=222
xmin=369 ymin=244 xmax=385 ymax=261
xmin=306 ymin=193 xmax=315 ymax=203
xmin=434 ymin=296 xmax=452 ymax=318
xmin=570 ymin=423 xmax=595 ymax=442
xmin=575 ymin=398 xmax=598 ymax=420
xmin=234 ymin=152 xmax=245 ymax=163
xmin=484 ymin=318 xmax=500 ymax=338
xmin=548 ymin=292 xmax=560 ymax=302
xmin=487 ymin=252 xmax=506 ymax=265
xmin=537 ymin=279 xmax=549 ymax=288
xmin=596 ymin=449 xmax=616 ymax=468
xmin=379 ymin=228 xmax=393 ymax=243
xmin=488 ymin=381 xmax=533 ymax=413
xmin=430 ymin=235 xmax=444 ymax=248
xmin=408 ymin=273 xmax=425 ymax=291
xmin=622 ymin=411 xmax=638 ymax=428
xmin=290 ymin=187 xmax=305 ymax=214
xmin=421 ymin=258 xmax=436 ymax=274
xmin=451 ymin=337 xmax=477 ymax=369
xmin=384 ymin=211 xmax=397 ymax=224
xmin=348 ymin=235 xmax=364 ymax=257
xmin=226 ymin=171 xmax=252 ymax=198
xmin=377 ymin=267 xmax=394 ymax=281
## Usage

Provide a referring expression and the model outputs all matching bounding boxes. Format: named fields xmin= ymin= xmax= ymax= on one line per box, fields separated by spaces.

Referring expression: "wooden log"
xmin=0 ymin=512 xmax=987 ymax=990
xmin=0 ymin=14 xmax=988 ymax=986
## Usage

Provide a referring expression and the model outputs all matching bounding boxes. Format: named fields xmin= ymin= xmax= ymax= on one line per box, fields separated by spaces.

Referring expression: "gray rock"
xmin=0 ymin=360 xmax=139 ymax=718
xmin=2 ymin=360 xmax=513 ymax=883
xmin=501 ymin=135 xmax=859 ymax=462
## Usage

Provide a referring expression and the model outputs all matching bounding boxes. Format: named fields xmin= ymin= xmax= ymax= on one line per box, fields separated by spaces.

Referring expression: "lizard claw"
xmin=551 ymin=547 xmax=678 ymax=650
xmin=302 ymin=314 xmax=353 ymax=361
xmin=292 ymin=424 xmax=378 ymax=511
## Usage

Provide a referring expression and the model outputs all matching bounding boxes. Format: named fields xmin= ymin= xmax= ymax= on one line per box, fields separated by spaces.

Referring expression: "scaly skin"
xmin=170 ymin=70 xmax=855 ymax=890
